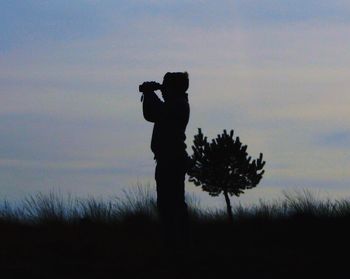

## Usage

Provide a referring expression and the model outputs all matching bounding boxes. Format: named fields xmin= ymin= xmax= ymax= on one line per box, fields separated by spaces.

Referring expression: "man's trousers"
xmin=155 ymin=158 xmax=189 ymax=249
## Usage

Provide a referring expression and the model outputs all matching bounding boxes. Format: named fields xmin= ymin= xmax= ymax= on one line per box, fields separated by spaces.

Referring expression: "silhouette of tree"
xmin=188 ymin=128 xmax=266 ymax=222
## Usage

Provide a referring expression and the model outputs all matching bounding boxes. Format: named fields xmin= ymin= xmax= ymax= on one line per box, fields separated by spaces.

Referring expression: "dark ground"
xmin=1 ymin=215 xmax=350 ymax=279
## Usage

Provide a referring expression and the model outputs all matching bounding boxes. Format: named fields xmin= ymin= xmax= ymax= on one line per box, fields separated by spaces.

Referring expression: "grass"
xmin=0 ymin=185 xmax=210 ymax=225
xmin=3 ymin=187 xmax=350 ymax=224
xmin=1 ymin=187 xmax=350 ymax=278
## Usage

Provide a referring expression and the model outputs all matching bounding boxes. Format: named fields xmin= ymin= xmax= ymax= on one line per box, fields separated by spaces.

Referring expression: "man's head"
xmin=161 ymin=72 xmax=189 ymax=100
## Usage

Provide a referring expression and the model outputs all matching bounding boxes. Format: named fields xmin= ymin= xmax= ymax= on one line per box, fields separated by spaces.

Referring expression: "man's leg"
xmin=172 ymin=169 xmax=189 ymax=249
xmin=155 ymin=160 xmax=189 ymax=249
xmin=155 ymin=161 xmax=174 ymax=248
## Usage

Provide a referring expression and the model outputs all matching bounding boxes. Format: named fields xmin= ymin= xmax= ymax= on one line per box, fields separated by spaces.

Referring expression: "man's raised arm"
xmin=142 ymin=92 xmax=164 ymax=122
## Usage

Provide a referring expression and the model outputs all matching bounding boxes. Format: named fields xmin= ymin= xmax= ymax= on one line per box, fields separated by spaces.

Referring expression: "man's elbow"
xmin=143 ymin=111 xmax=156 ymax=122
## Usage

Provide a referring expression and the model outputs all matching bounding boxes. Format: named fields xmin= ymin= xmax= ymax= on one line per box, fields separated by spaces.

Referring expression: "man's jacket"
xmin=143 ymin=92 xmax=190 ymax=161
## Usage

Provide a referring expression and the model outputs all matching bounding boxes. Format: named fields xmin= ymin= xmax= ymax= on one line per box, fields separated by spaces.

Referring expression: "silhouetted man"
xmin=140 ymin=72 xmax=190 ymax=249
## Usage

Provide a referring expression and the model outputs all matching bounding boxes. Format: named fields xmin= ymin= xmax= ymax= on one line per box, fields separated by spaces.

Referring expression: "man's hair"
xmin=163 ymin=72 xmax=189 ymax=93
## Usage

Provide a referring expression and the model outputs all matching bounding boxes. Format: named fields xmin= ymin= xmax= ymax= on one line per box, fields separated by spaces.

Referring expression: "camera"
xmin=139 ymin=81 xmax=162 ymax=93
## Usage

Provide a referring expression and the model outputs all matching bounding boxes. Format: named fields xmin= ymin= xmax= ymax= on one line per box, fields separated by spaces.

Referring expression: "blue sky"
xmin=1 ymin=0 xmax=350 ymax=207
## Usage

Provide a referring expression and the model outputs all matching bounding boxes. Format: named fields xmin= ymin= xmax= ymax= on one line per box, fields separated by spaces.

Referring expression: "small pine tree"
xmin=188 ymin=128 xmax=266 ymax=222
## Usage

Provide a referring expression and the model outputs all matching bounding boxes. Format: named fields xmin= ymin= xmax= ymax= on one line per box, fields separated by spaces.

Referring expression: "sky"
xmin=0 ymin=0 xmax=350 ymax=208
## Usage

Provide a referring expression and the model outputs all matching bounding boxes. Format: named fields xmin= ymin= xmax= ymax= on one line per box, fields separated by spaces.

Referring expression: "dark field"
xmin=1 ymin=189 xmax=350 ymax=278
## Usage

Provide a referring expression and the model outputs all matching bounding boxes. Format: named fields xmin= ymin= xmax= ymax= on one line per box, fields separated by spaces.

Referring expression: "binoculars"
xmin=139 ymin=81 xmax=163 ymax=93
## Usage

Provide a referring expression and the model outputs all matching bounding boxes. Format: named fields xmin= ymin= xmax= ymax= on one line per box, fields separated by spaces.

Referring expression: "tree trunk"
xmin=223 ymin=190 xmax=233 ymax=223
